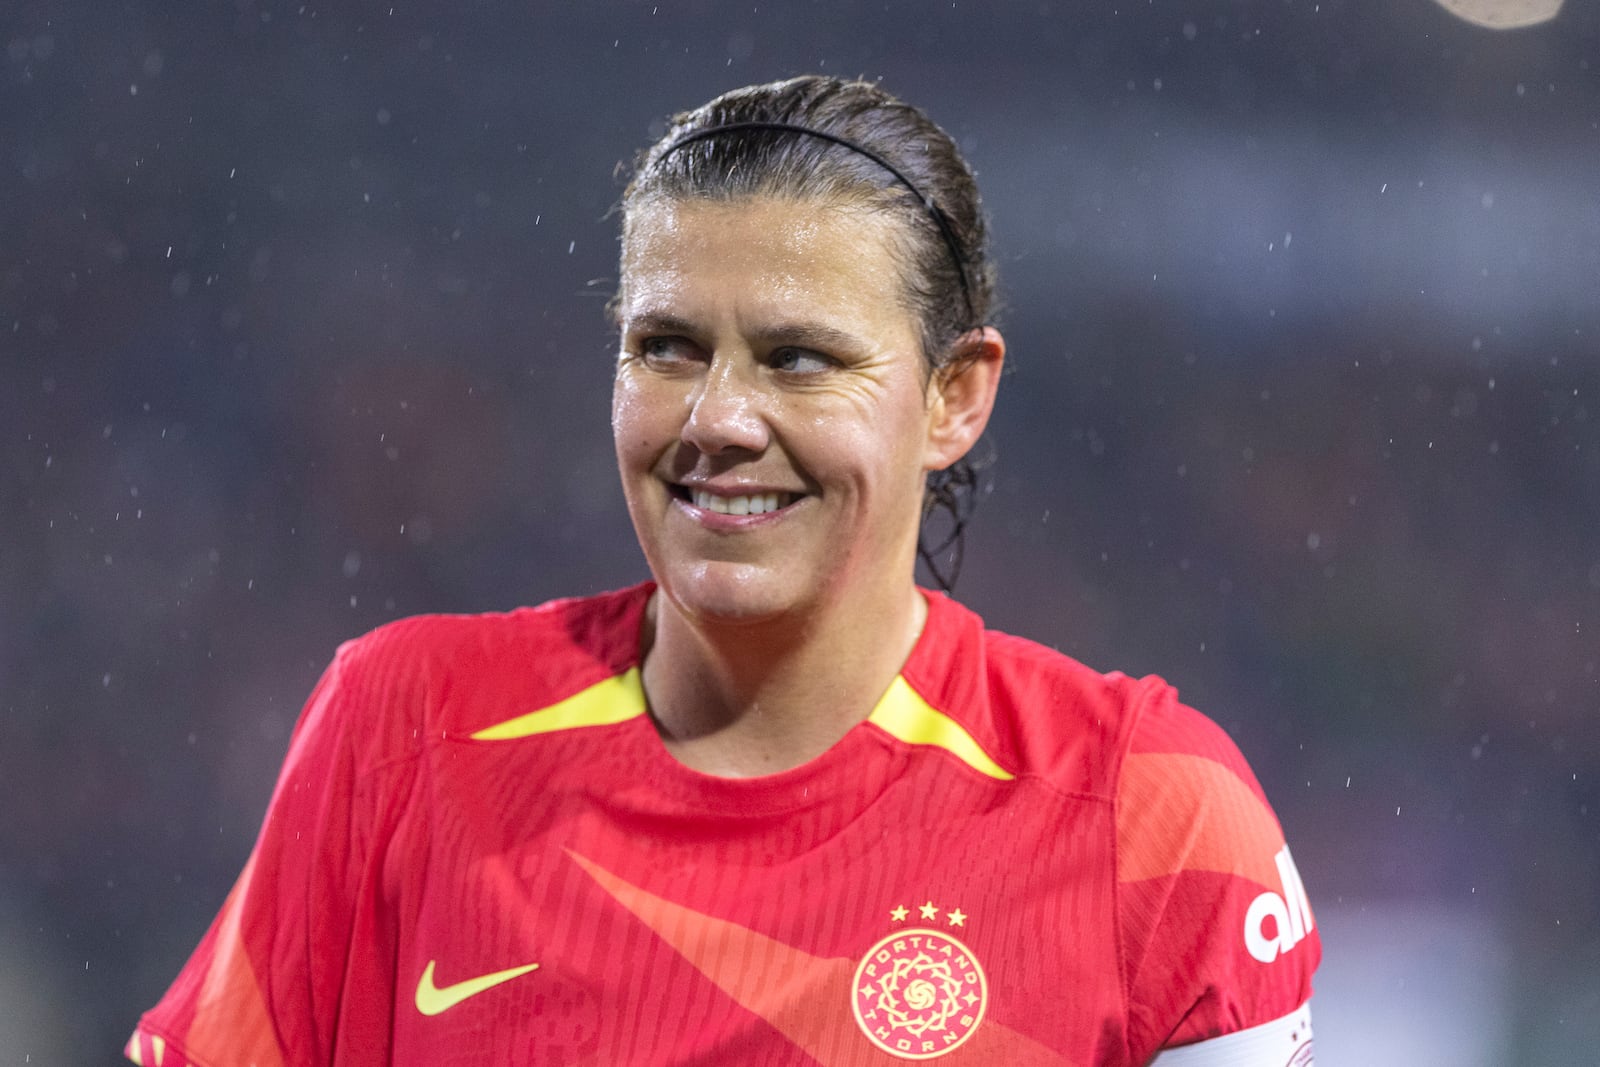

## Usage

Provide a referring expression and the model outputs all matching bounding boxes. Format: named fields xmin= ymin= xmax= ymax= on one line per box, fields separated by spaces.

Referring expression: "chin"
xmin=657 ymin=559 xmax=813 ymax=627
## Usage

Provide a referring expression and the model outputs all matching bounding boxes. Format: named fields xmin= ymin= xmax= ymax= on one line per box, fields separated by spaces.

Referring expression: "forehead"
xmin=618 ymin=196 xmax=913 ymax=328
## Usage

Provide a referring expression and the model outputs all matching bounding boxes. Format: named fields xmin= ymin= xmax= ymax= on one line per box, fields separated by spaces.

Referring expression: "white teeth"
xmin=690 ymin=489 xmax=792 ymax=515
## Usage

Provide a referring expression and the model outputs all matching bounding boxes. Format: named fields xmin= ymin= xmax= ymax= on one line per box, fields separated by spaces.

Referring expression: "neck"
xmin=641 ymin=579 xmax=928 ymax=778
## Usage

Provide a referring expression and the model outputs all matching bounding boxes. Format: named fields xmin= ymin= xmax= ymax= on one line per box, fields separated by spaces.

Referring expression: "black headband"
xmin=656 ymin=121 xmax=976 ymax=325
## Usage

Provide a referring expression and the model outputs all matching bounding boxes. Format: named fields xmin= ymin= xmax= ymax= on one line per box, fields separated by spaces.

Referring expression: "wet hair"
xmin=619 ymin=75 xmax=998 ymax=592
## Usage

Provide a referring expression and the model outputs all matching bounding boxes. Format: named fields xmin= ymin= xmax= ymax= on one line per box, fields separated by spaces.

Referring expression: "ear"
xmin=924 ymin=326 xmax=1005 ymax=472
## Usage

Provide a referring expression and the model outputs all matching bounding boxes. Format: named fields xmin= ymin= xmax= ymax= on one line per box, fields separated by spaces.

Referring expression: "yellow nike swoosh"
xmin=414 ymin=958 xmax=541 ymax=1016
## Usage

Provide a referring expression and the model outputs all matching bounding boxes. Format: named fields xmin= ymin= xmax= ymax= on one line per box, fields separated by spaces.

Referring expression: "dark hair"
xmin=620 ymin=75 xmax=998 ymax=591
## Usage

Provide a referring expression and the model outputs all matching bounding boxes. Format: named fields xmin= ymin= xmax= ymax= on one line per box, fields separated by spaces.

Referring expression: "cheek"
xmin=611 ymin=372 xmax=674 ymax=465
xmin=803 ymin=392 xmax=931 ymax=496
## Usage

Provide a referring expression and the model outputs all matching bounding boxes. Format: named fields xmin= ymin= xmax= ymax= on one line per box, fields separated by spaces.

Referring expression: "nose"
xmin=681 ymin=354 xmax=771 ymax=455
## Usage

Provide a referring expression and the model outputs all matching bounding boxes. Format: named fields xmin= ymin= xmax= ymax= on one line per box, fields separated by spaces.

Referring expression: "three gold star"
xmin=889 ymin=901 xmax=971 ymax=927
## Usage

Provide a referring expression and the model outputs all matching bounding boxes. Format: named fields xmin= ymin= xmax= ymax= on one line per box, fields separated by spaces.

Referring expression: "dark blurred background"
xmin=4 ymin=0 xmax=1597 ymax=1062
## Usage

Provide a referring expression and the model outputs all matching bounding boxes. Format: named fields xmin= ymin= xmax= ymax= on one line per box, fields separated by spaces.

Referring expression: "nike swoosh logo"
xmin=414 ymin=958 xmax=541 ymax=1016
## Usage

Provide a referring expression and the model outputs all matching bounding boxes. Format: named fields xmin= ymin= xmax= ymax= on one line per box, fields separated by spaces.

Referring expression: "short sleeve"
xmin=127 ymin=638 xmax=416 ymax=1067
xmin=1115 ymin=684 xmax=1319 ymax=1062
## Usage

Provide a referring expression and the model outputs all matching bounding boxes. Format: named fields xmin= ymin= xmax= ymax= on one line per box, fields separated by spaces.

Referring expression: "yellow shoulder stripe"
xmin=868 ymin=676 xmax=1013 ymax=781
xmin=125 ymin=1034 xmax=165 ymax=1066
xmin=470 ymin=667 xmax=647 ymax=740
xmin=470 ymin=668 xmax=1009 ymax=783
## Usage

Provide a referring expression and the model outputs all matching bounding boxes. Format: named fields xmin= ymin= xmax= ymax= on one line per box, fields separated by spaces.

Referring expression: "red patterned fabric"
xmin=131 ymin=583 xmax=1317 ymax=1065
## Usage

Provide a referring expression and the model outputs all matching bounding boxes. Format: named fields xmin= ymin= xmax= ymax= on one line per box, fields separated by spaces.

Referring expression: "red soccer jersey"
xmin=129 ymin=584 xmax=1317 ymax=1066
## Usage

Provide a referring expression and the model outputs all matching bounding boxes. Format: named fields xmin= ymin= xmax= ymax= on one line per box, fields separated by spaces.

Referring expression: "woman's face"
xmin=612 ymin=195 xmax=945 ymax=626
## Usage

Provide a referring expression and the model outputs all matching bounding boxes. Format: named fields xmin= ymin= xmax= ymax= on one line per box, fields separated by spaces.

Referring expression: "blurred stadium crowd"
xmin=4 ymin=1 xmax=1597 ymax=1061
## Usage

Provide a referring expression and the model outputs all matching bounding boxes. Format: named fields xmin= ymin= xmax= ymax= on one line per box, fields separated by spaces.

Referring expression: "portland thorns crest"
xmin=851 ymin=901 xmax=988 ymax=1059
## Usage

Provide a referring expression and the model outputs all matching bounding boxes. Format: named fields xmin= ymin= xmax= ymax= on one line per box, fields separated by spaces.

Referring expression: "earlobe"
xmin=926 ymin=326 xmax=1005 ymax=471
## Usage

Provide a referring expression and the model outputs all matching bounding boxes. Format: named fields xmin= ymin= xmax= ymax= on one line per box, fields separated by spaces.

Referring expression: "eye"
xmin=638 ymin=335 xmax=702 ymax=365
xmin=768 ymin=347 xmax=834 ymax=375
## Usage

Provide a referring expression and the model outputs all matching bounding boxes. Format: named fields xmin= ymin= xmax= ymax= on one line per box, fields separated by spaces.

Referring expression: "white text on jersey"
xmin=1244 ymin=845 xmax=1314 ymax=964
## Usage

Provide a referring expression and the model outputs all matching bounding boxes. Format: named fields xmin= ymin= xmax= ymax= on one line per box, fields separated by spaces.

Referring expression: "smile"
xmin=673 ymin=486 xmax=800 ymax=516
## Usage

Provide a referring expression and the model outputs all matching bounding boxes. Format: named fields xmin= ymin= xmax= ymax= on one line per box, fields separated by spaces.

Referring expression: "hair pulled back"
xmin=620 ymin=75 xmax=998 ymax=591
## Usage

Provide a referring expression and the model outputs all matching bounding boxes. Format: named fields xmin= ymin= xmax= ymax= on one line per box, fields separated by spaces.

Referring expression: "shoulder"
xmin=911 ymin=591 xmax=1277 ymax=817
xmin=1116 ymin=692 xmax=1288 ymax=888
xmin=907 ymin=591 xmax=1176 ymax=797
xmin=301 ymin=583 xmax=653 ymax=767
xmin=333 ymin=583 xmax=648 ymax=688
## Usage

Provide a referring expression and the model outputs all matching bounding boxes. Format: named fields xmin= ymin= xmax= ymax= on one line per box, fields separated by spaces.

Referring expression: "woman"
xmin=129 ymin=76 xmax=1318 ymax=1066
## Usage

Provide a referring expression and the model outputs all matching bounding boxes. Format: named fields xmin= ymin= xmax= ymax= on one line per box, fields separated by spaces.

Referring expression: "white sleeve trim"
xmin=1148 ymin=1002 xmax=1313 ymax=1066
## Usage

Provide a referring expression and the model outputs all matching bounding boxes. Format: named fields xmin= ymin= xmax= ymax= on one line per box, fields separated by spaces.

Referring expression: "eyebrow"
xmin=623 ymin=311 xmax=700 ymax=338
xmin=623 ymin=310 xmax=865 ymax=354
xmin=754 ymin=322 xmax=864 ymax=353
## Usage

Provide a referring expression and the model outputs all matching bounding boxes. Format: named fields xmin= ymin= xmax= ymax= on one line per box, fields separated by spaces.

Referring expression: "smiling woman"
xmin=613 ymin=197 xmax=994 ymax=771
xmin=128 ymin=77 xmax=1318 ymax=1067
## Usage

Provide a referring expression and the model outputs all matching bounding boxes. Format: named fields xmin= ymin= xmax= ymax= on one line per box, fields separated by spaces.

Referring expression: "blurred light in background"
xmin=1432 ymin=0 xmax=1564 ymax=30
